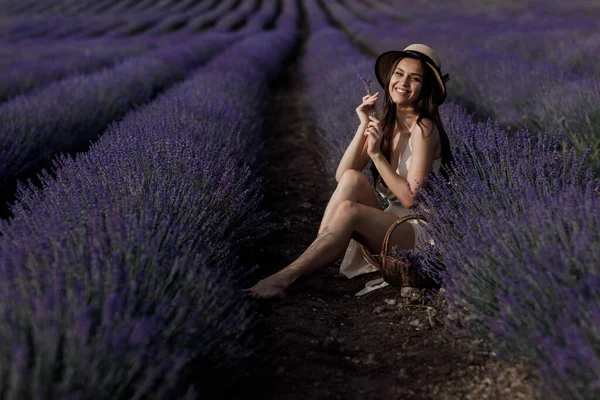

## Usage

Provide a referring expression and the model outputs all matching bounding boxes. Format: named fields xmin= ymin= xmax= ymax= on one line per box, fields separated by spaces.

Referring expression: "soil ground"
xmin=235 ymin=39 xmax=544 ymax=400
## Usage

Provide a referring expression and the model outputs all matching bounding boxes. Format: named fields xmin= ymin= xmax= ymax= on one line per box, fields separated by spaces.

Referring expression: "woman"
xmin=245 ymin=44 xmax=452 ymax=299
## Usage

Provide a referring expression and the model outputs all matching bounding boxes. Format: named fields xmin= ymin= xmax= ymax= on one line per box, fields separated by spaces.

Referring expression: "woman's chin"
xmin=392 ymin=99 xmax=415 ymax=108
xmin=391 ymin=94 xmax=412 ymax=105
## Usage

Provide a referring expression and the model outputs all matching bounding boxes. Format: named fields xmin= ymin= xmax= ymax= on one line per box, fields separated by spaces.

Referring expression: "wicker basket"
xmin=357 ymin=214 xmax=430 ymax=288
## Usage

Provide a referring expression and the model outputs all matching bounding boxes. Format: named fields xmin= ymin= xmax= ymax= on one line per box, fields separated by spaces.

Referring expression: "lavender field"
xmin=0 ymin=0 xmax=599 ymax=398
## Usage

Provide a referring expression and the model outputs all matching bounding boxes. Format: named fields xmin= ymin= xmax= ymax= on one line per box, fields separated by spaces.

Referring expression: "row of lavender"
xmin=0 ymin=0 xmax=266 ymax=102
xmin=364 ymin=0 xmax=600 ymax=31
xmin=305 ymin=1 xmax=600 ymax=399
xmin=0 ymin=39 xmax=155 ymax=103
xmin=0 ymin=33 xmax=234 ymax=215
xmin=73 ymin=0 xmax=267 ymax=38
xmin=0 ymin=0 xmax=271 ymax=41
xmin=0 ymin=0 xmax=278 ymax=103
xmin=333 ymin=0 xmax=600 ymax=164
xmin=0 ymin=1 xmax=281 ymax=221
xmin=0 ymin=4 xmax=300 ymax=399
xmin=0 ymin=0 xmax=200 ymax=16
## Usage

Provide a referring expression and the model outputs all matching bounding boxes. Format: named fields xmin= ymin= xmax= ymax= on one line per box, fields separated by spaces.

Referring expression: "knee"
xmin=335 ymin=199 xmax=358 ymax=220
xmin=339 ymin=169 xmax=368 ymax=187
xmin=319 ymin=200 xmax=358 ymax=236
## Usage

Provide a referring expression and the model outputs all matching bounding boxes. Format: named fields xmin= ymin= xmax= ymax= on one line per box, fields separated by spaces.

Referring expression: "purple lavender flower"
xmin=0 ymin=33 xmax=236 ymax=192
xmin=358 ymin=74 xmax=372 ymax=96
xmin=0 ymin=22 xmax=299 ymax=398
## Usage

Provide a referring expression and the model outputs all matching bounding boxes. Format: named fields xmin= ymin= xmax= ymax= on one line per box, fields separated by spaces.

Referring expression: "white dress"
xmin=339 ymin=134 xmax=442 ymax=280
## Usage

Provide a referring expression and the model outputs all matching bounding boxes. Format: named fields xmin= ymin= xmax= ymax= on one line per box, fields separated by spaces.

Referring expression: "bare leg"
xmin=245 ymin=200 xmax=415 ymax=299
xmin=318 ymin=170 xmax=380 ymax=235
xmin=245 ymin=222 xmax=354 ymax=299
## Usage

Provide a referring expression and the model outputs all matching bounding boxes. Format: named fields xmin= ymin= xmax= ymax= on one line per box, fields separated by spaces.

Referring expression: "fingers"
xmin=357 ymin=93 xmax=379 ymax=124
xmin=360 ymin=92 xmax=379 ymax=105
xmin=366 ymin=117 xmax=381 ymax=132
xmin=364 ymin=126 xmax=381 ymax=138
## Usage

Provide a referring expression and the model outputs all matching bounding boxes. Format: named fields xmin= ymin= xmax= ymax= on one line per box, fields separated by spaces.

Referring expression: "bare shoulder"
xmin=412 ymin=118 xmax=437 ymax=141
xmin=411 ymin=117 xmax=441 ymax=160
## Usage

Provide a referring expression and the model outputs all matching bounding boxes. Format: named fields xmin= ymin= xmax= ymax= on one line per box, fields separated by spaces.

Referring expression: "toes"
xmin=241 ymin=288 xmax=258 ymax=298
xmin=241 ymin=285 xmax=287 ymax=301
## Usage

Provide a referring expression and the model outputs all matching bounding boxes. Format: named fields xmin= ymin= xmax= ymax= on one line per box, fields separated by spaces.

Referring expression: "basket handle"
xmin=381 ymin=214 xmax=426 ymax=255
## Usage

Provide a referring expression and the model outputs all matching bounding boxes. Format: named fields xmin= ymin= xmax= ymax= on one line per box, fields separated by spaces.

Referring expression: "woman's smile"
xmin=388 ymin=57 xmax=423 ymax=106
xmin=391 ymin=85 xmax=414 ymax=103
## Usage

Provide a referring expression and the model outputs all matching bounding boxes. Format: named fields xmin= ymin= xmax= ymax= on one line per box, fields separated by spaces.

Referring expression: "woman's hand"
xmin=364 ymin=115 xmax=382 ymax=157
xmin=355 ymin=92 xmax=379 ymax=126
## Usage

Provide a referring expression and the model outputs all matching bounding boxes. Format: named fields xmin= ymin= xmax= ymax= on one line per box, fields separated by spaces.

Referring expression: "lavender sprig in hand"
xmin=358 ymin=74 xmax=379 ymax=119
xmin=358 ymin=74 xmax=372 ymax=96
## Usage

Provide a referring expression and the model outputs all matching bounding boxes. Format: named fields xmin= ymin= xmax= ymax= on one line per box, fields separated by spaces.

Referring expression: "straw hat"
xmin=375 ymin=44 xmax=450 ymax=105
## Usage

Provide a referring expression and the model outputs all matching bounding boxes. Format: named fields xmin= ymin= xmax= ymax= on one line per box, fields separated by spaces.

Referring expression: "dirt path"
xmin=235 ymin=29 xmax=542 ymax=400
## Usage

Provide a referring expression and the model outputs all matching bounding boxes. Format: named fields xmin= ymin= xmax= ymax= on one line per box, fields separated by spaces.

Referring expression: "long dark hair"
xmin=370 ymin=56 xmax=453 ymax=192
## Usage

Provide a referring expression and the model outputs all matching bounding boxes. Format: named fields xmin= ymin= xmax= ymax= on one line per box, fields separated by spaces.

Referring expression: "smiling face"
xmin=388 ymin=57 xmax=424 ymax=108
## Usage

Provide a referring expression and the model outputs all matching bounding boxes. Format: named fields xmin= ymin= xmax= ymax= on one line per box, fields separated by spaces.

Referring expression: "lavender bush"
xmin=102 ymin=1 xmax=221 ymax=37
xmin=127 ymin=0 xmax=183 ymax=14
xmin=2 ymin=0 xmax=220 ymax=40
xmin=304 ymin=0 xmax=330 ymax=32
xmin=145 ymin=0 xmax=220 ymax=35
xmin=0 ymin=33 xmax=235 ymax=191
xmin=365 ymin=0 xmax=600 ymax=20
xmin=480 ymin=27 xmax=600 ymax=77
xmin=0 ymin=14 xmax=121 ymax=40
xmin=415 ymin=102 xmax=598 ymax=280
xmin=522 ymin=77 xmax=600 ymax=163
xmin=183 ymin=0 xmax=239 ymax=33
xmin=240 ymin=0 xmax=279 ymax=32
xmin=0 ymin=17 xmax=298 ymax=398
xmin=485 ymin=184 xmax=600 ymax=399
xmin=335 ymin=0 xmax=397 ymax=26
xmin=211 ymin=0 xmax=259 ymax=32
xmin=0 ymin=42 xmax=152 ymax=103
xmin=426 ymin=182 xmax=600 ymax=399
xmin=412 ymin=103 xmax=600 ymax=398
xmin=104 ymin=15 xmax=162 ymax=38
xmin=127 ymin=0 xmax=166 ymax=13
xmin=0 ymin=37 xmax=153 ymax=62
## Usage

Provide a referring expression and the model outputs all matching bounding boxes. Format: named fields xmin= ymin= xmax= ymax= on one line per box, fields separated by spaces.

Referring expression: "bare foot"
xmin=244 ymin=272 xmax=297 ymax=300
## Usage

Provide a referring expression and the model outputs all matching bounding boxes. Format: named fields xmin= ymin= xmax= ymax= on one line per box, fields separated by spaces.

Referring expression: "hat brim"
xmin=375 ymin=50 xmax=447 ymax=105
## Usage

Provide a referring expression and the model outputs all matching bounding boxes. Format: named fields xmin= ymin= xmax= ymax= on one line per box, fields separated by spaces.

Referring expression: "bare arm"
xmin=370 ymin=119 xmax=437 ymax=208
xmin=335 ymin=123 xmax=371 ymax=182
xmin=336 ymin=92 xmax=379 ymax=182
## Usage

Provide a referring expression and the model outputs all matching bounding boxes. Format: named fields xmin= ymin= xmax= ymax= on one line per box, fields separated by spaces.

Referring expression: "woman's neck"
xmin=395 ymin=108 xmax=418 ymax=135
